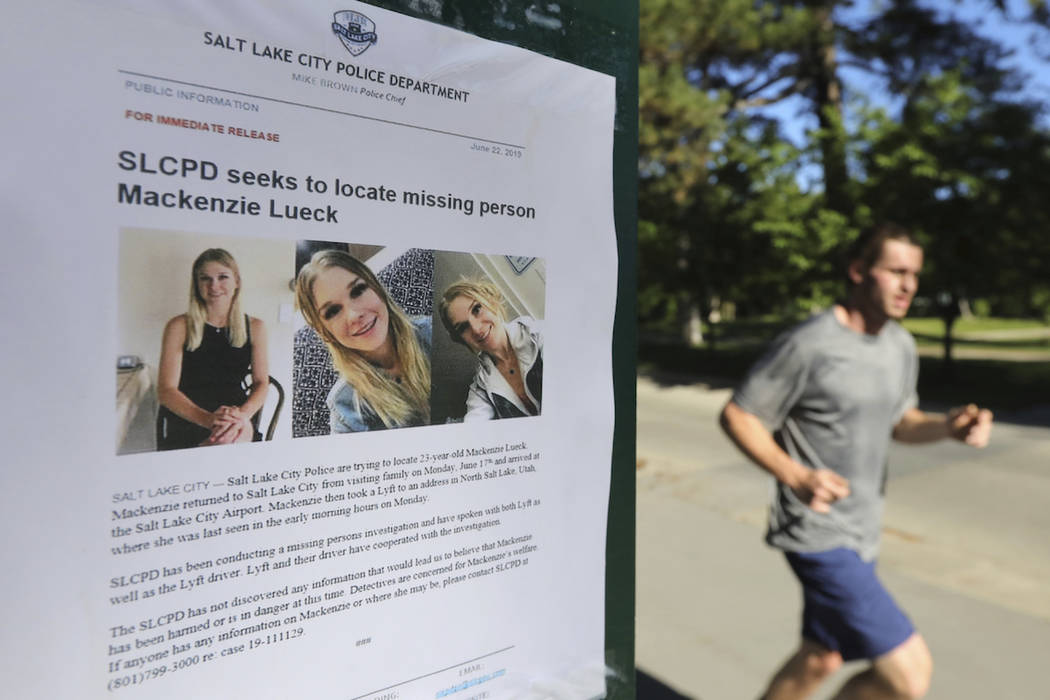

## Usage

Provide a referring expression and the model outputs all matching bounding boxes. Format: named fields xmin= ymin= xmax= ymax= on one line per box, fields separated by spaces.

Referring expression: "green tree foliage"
xmin=639 ymin=0 xmax=854 ymax=334
xmin=640 ymin=0 xmax=1050 ymax=354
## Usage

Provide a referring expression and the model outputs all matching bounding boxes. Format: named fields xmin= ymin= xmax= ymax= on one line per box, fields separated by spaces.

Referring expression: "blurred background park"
xmin=637 ymin=0 xmax=1050 ymax=409
xmin=634 ymin=1 xmax=1050 ymax=698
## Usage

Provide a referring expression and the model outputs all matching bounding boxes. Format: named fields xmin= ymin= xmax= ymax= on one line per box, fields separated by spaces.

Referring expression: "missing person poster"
xmin=0 ymin=2 xmax=616 ymax=698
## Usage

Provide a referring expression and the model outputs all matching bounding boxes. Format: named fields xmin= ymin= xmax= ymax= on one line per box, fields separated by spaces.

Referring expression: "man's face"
xmin=851 ymin=238 xmax=923 ymax=321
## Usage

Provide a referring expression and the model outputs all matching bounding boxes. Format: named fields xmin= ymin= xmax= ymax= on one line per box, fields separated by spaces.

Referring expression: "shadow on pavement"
xmin=994 ymin=404 xmax=1050 ymax=429
xmin=636 ymin=669 xmax=695 ymax=699
xmin=638 ymin=367 xmax=736 ymax=391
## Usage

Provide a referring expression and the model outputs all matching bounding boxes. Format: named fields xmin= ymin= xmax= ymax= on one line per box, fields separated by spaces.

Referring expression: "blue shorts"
xmin=785 ymin=548 xmax=915 ymax=661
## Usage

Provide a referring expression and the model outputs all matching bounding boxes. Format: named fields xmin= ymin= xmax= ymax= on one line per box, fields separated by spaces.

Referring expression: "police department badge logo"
xmin=332 ymin=10 xmax=378 ymax=57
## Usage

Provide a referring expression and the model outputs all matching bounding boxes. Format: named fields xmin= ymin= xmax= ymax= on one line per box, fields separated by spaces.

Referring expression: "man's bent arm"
xmin=892 ymin=405 xmax=993 ymax=447
xmin=719 ymin=401 xmax=850 ymax=512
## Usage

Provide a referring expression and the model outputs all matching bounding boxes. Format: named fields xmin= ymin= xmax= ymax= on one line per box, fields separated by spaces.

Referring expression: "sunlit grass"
xmin=640 ymin=316 xmax=1050 ymax=411
xmin=642 ymin=316 xmax=1050 ymax=352
xmin=639 ymin=343 xmax=1050 ymax=411
xmin=901 ymin=317 xmax=1048 ymax=336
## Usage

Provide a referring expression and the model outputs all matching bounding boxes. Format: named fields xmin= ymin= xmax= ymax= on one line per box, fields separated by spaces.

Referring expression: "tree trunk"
xmin=684 ymin=302 xmax=704 ymax=347
xmin=811 ymin=6 xmax=850 ymax=215
xmin=707 ymin=294 xmax=722 ymax=351
xmin=942 ymin=313 xmax=957 ymax=380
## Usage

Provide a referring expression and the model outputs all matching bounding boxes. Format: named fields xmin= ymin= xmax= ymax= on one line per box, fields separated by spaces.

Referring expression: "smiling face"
xmin=851 ymin=238 xmax=923 ymax=322
xmin=311 ymin=265 xmax=390 ymax=358
xmin=195 ymin=261 xmax=238 ymax=308
xmin=446 ymin=294 xmax=505 ymax=354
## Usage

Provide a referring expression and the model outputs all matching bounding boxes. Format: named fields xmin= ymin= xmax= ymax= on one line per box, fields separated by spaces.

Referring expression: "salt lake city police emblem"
xmin=332 ymin=10 xmax=378 ymax=57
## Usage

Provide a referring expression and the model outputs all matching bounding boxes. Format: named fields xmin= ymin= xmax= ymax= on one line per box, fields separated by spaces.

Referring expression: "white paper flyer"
xmin=0 ymin=2 xmax=616 ymax=698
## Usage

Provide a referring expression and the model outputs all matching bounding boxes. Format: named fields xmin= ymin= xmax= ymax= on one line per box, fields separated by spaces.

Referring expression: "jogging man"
xmin=720 ymin=224 xmax=993 ymax=699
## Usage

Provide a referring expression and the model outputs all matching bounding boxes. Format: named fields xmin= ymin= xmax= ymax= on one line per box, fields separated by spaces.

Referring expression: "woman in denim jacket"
xmin=296 ymin=250 xmax=431 ymax=432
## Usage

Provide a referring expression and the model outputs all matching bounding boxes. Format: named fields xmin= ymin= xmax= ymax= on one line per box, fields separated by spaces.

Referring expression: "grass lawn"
xmin=646 ymin=316 xmax=1050 ymax=351
xmin=901 ymin=317 xmax=1049 ymax=337
xmin=640 ymin=316 xmax=1050 ymax=411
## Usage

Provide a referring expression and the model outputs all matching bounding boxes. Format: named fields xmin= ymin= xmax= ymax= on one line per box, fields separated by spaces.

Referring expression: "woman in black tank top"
xmin=157 ymin=248 xmax=269 ymax=450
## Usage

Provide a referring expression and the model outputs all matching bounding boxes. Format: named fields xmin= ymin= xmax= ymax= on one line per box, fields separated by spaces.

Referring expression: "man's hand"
xmin=791 ymin=468 xmax=850 ymax=514
xmin=947 ymin=404 xmax=993 ymax=448
xmin=720 ymin=401 xmax=851 ymax=512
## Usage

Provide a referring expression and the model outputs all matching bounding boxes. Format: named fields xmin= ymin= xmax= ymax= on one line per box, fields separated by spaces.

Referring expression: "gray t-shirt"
xmin=732 ymin=310 xmax=918 ymax=561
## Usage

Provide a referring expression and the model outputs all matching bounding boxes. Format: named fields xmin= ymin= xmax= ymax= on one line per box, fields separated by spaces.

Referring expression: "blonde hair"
xmin=438 ymin=279 xmax=507 ymax=346
xmin=186 ymin=248 xmax=246 ymax=351
xmin=296 ymin=250 xmax=431 ymax=428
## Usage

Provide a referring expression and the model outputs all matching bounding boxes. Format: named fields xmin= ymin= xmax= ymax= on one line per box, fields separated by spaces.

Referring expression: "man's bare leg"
xmin=831 ymin=633 xmax=932 ymax=700
xmin=761 ymin=639 xmax=843 ymax=700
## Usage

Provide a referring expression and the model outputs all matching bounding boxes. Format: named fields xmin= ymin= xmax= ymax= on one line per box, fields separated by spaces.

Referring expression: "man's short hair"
xmin=845 ymin=223 xmax=921 ymax=285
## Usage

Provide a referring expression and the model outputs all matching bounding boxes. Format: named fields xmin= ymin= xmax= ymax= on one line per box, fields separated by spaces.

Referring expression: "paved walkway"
xmin=636 ymin=375 xmax=1050 ymax=699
